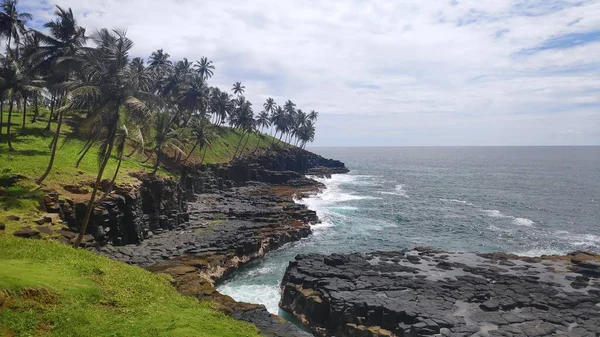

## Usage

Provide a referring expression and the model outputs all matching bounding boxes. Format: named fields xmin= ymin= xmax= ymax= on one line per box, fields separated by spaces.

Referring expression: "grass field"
xmin=0 ymin=235 xmax=261 ymax=337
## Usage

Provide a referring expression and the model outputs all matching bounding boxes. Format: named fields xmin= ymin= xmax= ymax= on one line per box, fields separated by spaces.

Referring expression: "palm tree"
xmin=232 ymin=81 xmax=245 ymax=96
xmin=308 ymin=109 xmax=319 ymax=122
xmin=283 ymin=100 xmax=296 ymax=143
xmin=297 ymin=120 xmax=316 ymax=149
xmin=270 ymin=105 xmax=286 ymax=144
xmin=0 ymin=0 xmax=32 ymax=54
xmin=210 ymin=88 xmax=234 ymax=125
xmin=150 ymin=109 xmax=186 ymax=173
xmin=230 ymin=96 xmax=253 ymax=161
xmin=0 ymin=49 xmax=40 ymax=151
xmin=68 ymin=29 xmax=151 ymax=247
xmin=256 ymin=111 xmax=270 ymax=133
xmin=263 ymin=97 xmax=275 ymax=134
xmin=147 ymin=48 xmax=172 ymax=79
xmin=128 ymin=57 xmax=152 ymax=92
xmin=183 ymin=116 xmax=214 ymax=164
xmin=253 ymin=111 xmax=271 ymax=152
xmin=194 ymin=56 xmax=214 ymax=80
xmin=35 ymin=6 xmax=87 ymax=184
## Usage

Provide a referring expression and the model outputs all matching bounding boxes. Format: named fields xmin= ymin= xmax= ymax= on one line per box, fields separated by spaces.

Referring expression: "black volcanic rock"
xmin=280 ymin=250 xmax=600 ymax=337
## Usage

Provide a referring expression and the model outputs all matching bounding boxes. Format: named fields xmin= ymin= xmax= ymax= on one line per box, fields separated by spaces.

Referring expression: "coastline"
xmin=90 ymin=150 xmax=349 ymax=336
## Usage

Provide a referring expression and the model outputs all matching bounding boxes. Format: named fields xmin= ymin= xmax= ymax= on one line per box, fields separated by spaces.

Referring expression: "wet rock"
xmin=280 ymin=250 xmax=600 ymax=337
xmin=480 ymin=300 xmax=500 ymax=311
xmin=0 ymin=222 xmax=5 ymax=230
xmin=4 ymin=215 xmax=20 ymax=221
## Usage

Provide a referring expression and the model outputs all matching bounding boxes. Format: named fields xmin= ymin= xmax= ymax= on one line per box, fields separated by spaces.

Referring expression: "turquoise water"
xmin=217 ymin=146 xmax=600 ymax=314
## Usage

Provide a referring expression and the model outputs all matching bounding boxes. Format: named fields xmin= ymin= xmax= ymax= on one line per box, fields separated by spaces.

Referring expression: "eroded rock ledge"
xmin=280 ymin=249 xmax=600 ymax=337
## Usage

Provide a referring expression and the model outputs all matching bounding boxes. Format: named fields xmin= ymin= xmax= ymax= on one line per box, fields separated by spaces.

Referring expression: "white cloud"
xmin=23 ymin=0 xmax=600 ymax=145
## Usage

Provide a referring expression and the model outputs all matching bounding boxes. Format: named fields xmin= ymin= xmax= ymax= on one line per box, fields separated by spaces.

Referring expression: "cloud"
xmin=21 ymin=0 xmax=600 ymax=145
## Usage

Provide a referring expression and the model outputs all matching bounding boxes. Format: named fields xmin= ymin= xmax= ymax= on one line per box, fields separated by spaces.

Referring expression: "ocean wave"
xmin=440 ymin=198 xmax=475 ymax=206
xmin=482 ymin=209 xmax=535 ymax=227
xmin=217 ymin=284 xmax=281 ymax=314
xmin=482 ymin=209 xmax=509 ymax=218
xmin=378 ymin=184 xmax=409 ymax=198
xmin=512 ymin=218 xmax=535 ymax=227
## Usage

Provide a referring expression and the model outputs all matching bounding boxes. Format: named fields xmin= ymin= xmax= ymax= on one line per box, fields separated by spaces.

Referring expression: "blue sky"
xmin=21 ymin=0 xmax=600 ymax=146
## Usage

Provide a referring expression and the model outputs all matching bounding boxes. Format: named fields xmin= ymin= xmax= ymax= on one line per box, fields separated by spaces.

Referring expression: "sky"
xmin=21 ymin=0 xmax=600 ymax=146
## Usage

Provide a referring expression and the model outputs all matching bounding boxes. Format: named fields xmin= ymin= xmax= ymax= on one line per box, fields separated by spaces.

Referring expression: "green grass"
xmin=0 ymin=110 xmax=282 ymax=232
xmin=0 ymin=235 xmax=261 ymax=337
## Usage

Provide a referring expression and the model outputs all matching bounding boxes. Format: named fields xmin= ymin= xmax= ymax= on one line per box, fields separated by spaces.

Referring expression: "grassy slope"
xmin=0 ymin=110 xmax=280 ymax=233
xmin=0 ymin=235 xmax=260 ymax=337
xmin=0 ymin=110 xmax=283 ymax=336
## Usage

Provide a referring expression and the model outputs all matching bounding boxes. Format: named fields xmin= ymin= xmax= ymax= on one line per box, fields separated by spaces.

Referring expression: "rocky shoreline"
xmin=280 ymin=249 xmax=600 ymax=337
xmin=87 ymin=149 xmax=348 ymax=337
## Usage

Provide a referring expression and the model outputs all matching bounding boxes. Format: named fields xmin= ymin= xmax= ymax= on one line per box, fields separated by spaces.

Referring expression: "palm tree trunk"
xmin=75 ymin=139 xmax=94 ymax=168
xmin=253 ymin=134 xmax=262 ymax=153
xmin=32 ymin=94 xmax=39 ymax=123
xmin=240 ymin=131 xmax=251 ymax=158
xmin=75 ymin=111 xmax=118 ymax=247
xmin=37 ymin=108 xmax=64 ymax=184
xmin=7 ymin=95 xmax=15 ymax=151
xmin=45 ymin=94 xmax=55 ymax=130
xmin=182 ymin=142 xmax=198 ymax=163
xmin=97 ymin=149 xmax=124 ymax=203
xmin=200 ymin=146 xmax=208 ymax=165
xmin=231 ymin=131 xmax=246 ymax=162
xmin=21 ymin=94 xmax=27 ymax=130
xmin=153 ymin=147 xmax=161 ymax=173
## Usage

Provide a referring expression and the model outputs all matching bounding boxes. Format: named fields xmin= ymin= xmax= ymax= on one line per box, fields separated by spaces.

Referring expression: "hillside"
xmin=0 ymin=111 xmax=287 ymax=336
xmin=0 ymin=235 xmax=260 ymax=337
xmin=0 ymin=110 xmax=281 ymax=233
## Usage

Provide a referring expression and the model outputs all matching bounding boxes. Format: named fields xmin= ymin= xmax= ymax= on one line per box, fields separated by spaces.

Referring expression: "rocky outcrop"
xmin=280 ymin=249 xmax=600 ymax=337
xmin=42 ymin=175 xmax=187 ymax=246
xmin=97 ymin=182 xmax=323 ymax=337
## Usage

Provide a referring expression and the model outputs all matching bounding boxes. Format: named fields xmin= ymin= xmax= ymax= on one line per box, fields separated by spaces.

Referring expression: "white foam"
xmin=331 ymin=206 xmax=359 ymax=211
xmin=440 ymin=198 xmax=475 ymax=206
xmin=378 ymin=184 xmax=409 ymax=198
xmin=482 ymin=210 xmax=535 ymax=227
xmin=217 ymin=284 xmax=281 ymax=314
xmin=515 ymin=248 xmax=565 ymax=257
xmin=568 ymin=234 xmax=600 ymax=247
xmin=513 ymin=218 xmax=535 ymax=227
xmin=483 ymin=209 xmax=508 ymax=218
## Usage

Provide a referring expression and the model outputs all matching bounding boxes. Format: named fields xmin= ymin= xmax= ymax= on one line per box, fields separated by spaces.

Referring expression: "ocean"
xmin=217 ymin=146 xmax=600 ymax=314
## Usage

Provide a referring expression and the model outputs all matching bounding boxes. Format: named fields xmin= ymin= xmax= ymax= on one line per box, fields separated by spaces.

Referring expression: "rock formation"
xmin=280 ymin=249 xmax=600 ymax=337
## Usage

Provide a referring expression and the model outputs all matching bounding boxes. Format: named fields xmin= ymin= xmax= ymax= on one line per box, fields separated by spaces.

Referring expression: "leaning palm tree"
xmin=253 ymin=111 xmax=271 ymax=152
xmin=194 ymin=56 xmax=214 ymax=80
xmin=35 ymin=6 xmax=87 ymax=184
xmin=68 ymin=29 xmax=151 ymax=247
xmin=0 ymin=0 xmax=32 ymax=54
xmin=232 ymin=81 xmax=245 ymax=96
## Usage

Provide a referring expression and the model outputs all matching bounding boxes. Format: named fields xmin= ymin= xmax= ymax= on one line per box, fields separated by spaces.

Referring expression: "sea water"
xmin=217 ymin=146 xmax=600 ymax=314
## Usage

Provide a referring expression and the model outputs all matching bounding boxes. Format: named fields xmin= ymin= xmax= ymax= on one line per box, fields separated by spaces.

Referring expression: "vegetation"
xmin=0 ymin=235 xmax=261 ymax=337
xmin=0 ymin=0 xmax=320 ymax=244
